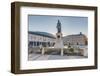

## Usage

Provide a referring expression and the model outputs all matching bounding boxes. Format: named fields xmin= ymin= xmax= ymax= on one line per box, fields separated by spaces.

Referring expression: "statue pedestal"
xmin=54 ymin=33 xmax=64 ymax=48
xmin=54 ymin=33 xmax=64 ymax=56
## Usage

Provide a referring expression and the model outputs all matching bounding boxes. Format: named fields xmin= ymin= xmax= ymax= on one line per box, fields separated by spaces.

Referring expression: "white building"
xmin=63 ymin=32 xmax=88 ymax=46
xmin=28 ymin=31 xmax=56 ymax=47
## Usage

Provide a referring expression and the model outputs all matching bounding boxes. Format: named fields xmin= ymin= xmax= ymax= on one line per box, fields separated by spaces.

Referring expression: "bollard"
xmin=61 ymin=48 xmax=64 ymax=56
xmin=41 ymin=48 xmax=45 ymax=55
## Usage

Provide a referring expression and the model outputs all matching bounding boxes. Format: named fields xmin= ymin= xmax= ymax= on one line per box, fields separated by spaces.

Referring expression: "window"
xmin=34 ymin=41 xmax=36 ymax=46
xmin=29 ymin=41 xmax=33 ymax=47
xmin=37 ymin=42 xmax=39 ymax=46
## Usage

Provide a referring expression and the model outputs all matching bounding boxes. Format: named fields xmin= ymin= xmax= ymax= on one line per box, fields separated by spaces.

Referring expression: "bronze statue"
xmin=57 ymin=20 xmax=61 ymax=33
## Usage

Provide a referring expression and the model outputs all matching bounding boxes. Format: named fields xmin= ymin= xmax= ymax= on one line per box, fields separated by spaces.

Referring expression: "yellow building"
xmin=63 ymin=32 xmax=88 ymax=46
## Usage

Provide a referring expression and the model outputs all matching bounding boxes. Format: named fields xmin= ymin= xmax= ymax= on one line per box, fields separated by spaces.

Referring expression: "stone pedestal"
xmin=54 ymin=33 xmax=64 ymax=56
xmin=54 ymin=33 xmax=64 ymax=48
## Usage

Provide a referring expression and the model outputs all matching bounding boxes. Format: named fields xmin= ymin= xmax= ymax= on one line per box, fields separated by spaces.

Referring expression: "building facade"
xmin=63 ymin=32 xmax=88 ymax=46
xmin=28 ymin=31 xmax=56 ymax=47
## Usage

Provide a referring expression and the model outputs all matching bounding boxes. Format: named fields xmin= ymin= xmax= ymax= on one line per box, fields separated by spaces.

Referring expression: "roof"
xmin=28 ymin=31 xmax=56 ymax=39
xmin=64 ymin=33 xmax=86 ymax=38
xmin=63 ymin=33 xmax=87 ymax=40
xmin=67 ymin=34 xmax=85 ymax=37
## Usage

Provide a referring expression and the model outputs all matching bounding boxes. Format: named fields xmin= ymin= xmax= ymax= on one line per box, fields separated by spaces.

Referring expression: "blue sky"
xmin=28 ymin=15 xmax=88 ymax=36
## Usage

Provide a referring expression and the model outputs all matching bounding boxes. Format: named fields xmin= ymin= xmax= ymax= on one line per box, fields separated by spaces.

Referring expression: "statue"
xmin=57 ymin=20 xmax=61 ymax=33
xmin=54 ymin=19 xmax=64 ymax=56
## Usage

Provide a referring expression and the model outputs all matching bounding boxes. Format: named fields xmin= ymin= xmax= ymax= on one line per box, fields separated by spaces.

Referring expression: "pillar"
xmin=61 ymin=48 xmax=64 ymax=56
xmin=41 ymin=48 xmax=45 ymax=55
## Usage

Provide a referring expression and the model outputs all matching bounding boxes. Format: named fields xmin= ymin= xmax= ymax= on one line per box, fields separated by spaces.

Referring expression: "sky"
xmin=28 ymin=15 xmax=88 ymax=37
